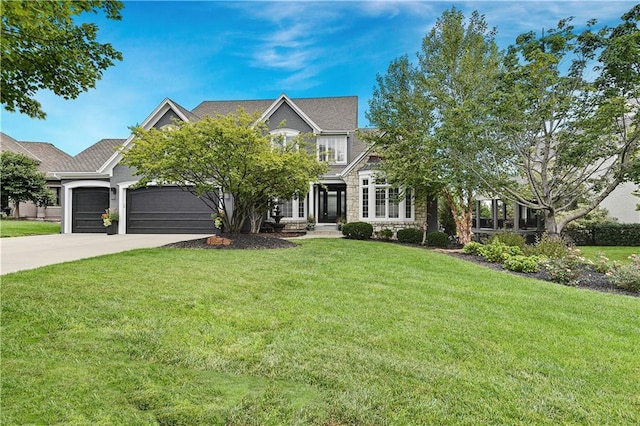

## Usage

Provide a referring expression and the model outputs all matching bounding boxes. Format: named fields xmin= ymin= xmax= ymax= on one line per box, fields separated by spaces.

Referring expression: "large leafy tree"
xmin=481 ymin=7 xmax=639 ymax=234
xmin=365 ymin=8 xmax=501 ymax=244
xmin=121 ymin=110 xmax=327 ymax=234
xmin=1 ymin=0 xmax=123 ymax=119
xmin=0 ymin=151 xmax=54 ymax=218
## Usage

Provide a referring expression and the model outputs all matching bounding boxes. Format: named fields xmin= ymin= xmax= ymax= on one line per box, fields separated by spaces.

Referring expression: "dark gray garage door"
xmin=72 ymin=187 xmax=110 ymax=233
xmin=126 ymin=186 xmax=216 ymax=234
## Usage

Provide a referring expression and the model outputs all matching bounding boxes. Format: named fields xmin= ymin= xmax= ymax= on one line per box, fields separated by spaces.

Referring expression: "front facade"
xmin=55 ymin=94 xmax=437 ymax=234
xmin=0 ymin=132 xmax=71 ymax=221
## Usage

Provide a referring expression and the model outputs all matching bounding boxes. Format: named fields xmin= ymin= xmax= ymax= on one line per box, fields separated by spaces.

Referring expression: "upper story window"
xmin=317 ymin=136 xmax=347 ymax=165
xmin=270 ymin=128 xmax=300 ymax=148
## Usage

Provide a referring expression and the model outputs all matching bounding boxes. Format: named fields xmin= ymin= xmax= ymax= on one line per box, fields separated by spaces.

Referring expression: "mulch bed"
xmin=162 ymin=232 xmax=303 ymax=250
xmin=443 ymin=250 xmax=638 ymax=298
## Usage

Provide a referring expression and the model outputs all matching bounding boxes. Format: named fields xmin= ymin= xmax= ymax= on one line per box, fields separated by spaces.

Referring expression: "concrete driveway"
xmin=0 ymin=233 xmax=208 ymax=275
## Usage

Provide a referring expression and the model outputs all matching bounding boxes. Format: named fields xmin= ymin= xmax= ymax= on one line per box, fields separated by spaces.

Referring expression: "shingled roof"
xmin=191 ymin=96 xmax=358 ymax=131
xmin=55 ymin=138 xmax=125 ymax=173
xmin=0 ymin=132 xmax=72 ymax=177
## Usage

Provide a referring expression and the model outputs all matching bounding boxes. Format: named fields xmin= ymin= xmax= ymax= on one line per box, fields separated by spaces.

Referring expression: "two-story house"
xmin=54 ymin=94 xmax=438 ymax=234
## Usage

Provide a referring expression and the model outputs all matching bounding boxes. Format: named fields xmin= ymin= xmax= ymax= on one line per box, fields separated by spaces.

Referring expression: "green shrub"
xmin=375 ymin=228 xmax=393 ymax=240
xmin=427 ymin=231 xmax=449 ymax=248
xmin=488 ymin=232 xmax=526 ymax=249
xmin=463 ymin=241 xmax=484 ymax=255
xmin=528 ymin=233 xmax=569 ymax=258
xmin=397 ymin=228 xmax=423 ymax=245
xmin=608 ymin=255 xmax=640 ymax=292
xmin=503 ymin=255 xmax=540 ymax=273
xmin=342 ymin=222 xmax=373 ymax=240
xmin=480 ymin=240 xmax=523 ymax=263
xmin=592 ymin=253 xmax=614 ymax=274
xmin=540 ymin=247 xmax=586 ymax=285
xmin=564 ymin=223 xmax=640 ymax=246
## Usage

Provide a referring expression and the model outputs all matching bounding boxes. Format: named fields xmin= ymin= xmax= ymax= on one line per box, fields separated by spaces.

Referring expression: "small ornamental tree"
xmin=121 ymin=109 xmax=327 ymax=233
xmin=0 ymin=151 xmax=52 ymax=217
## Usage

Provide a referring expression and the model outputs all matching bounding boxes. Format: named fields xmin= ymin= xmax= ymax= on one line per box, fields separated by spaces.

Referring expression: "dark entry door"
xmin=318 ymin=184 xmax=346 ymax=223
xmin=72 ymin=187 xmax=109 ymax=233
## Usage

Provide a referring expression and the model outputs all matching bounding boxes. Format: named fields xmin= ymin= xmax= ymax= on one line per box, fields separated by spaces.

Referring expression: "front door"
xmin=318 ymin=184 xmax=346 ymax=223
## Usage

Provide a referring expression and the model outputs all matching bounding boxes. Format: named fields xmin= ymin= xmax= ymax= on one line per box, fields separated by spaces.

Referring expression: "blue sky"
xmin=1 ymin=1 xmax=635 ymax=155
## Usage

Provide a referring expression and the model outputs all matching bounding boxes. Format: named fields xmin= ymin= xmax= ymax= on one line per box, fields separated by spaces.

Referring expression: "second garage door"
xmin=126 ymin=187 xmax=217 ymax=234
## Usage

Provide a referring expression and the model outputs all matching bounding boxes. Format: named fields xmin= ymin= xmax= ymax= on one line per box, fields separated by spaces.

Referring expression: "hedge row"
xmin=563 ymin=223 xmax=640 ymax=246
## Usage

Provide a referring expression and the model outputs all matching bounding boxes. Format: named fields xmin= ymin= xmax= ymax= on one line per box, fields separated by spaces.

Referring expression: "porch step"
xmin=313 ymin=224 xmax=339 ymax=232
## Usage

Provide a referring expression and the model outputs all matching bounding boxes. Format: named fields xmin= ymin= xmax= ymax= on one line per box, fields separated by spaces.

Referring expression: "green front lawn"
xmin=578 ymin=246 xmax=639 ymax=263
xmin=0 ymin=219 xmax=60 ymax=237
xmin=2 ymin=239 xmax=639 ymax=425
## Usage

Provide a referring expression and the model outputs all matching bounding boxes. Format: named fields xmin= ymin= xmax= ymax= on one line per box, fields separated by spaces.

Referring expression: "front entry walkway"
xmin=1 ymin=233 xmax=208 ymax=275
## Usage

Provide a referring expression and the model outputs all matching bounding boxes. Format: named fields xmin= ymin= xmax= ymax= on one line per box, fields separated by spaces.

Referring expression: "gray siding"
xmin=154 ymin=110 xmax=182 ymax=129
xmin=267 ymin=103 xmax=313 ymax=133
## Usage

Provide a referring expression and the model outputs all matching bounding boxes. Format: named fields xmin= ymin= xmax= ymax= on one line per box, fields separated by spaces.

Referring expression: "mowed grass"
xmin=2 ymin=239 xmax=639 ymax=425
xmin=0 ymin=219 xmax=60 ymax=237
xmin=578 ymin=246 xmax=639 ymax=263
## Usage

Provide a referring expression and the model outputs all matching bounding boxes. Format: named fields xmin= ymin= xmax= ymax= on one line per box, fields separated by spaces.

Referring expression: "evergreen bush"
xmin=342 ymin=222 xmax=373 ymax=240
xmin=397 ymin=228 xmax=423 ymax=244
xmin=427 ymin=231 xmax=449 ymax=247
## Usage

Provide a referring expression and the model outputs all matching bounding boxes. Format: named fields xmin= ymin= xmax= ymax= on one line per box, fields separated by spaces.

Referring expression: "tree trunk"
xmin=443 ymin=189 xmax=473 ymax=245
xmin=248 ymin=206 xmax=263 ymax=234
xmin=12 ymin=200 xmax=20 ymax=218
xmin=544 ymin=210 xmax=559 ymax=236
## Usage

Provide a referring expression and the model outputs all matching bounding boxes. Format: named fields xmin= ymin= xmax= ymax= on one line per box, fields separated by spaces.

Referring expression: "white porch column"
xmin=308 ymin=182 xmax=315 ymax=222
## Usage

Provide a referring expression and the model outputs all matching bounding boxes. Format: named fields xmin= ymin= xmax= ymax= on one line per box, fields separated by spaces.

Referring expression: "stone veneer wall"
xmin=341 ymin=153 xmax=427 ymax=237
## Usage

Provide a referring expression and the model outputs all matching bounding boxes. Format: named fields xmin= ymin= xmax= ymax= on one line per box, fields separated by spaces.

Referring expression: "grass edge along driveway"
xmin=2 ymin=239 xmax=639 ymax=425
xmin=0 ymin=219 xmax=60 ymax=237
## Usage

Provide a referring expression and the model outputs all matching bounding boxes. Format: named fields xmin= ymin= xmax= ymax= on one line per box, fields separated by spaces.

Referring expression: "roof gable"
xmin=191 ymin=95 xmax=358 ymax=131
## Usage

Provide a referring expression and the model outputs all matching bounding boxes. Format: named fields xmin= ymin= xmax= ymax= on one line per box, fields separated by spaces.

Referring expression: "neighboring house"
xmin=472 ymin=186 xmax=640 ymax=241
xmin=55 ymin=94 xmax=438 ymax=234
xmin=0 ymin=132 xmax=72 ymax=221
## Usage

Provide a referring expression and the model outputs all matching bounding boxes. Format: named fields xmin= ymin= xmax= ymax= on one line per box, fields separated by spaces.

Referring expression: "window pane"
xmin=298 ymin=197 xmax=305 ymax=218
xmin=362 ymin=187 xmax=368 ymax=218
xmin=388 ymin=188 xmax=399 ymax=218
xmin=280 ymin=200 xmax=293 ymax=218
xmin=375 ymin=189 xmax=386 ymax=218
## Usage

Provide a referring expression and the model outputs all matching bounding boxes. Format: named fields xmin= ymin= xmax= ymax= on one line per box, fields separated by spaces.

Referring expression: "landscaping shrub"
xmin=540 ymin=247 xmax=586 ymax=285
xmin=528 ymin=233 xmax=569 ymax=258
xmin=608 ymin=255 xmax=640 ymax=292
xmin=593 ymin=223 xmax=640 ymax=246
xmin=397 ymin=228 xmax=423 ymax=245
xmin=488 ymin=232 xmax=526 ymax=250
xmin=480 ymin=240 xmax=523 ymax=263
xmin=592 ymin=253 xmax=614 ymax=274
xmin=375 ymin=228 xmax=393 ymax=240
xmin=427 ymin=231 xmax=449 ymax=248
xmin=503 ymin=255 xmax=540 ymax=273
xmin=342 ymin=222 xmax=373 ymax=240
xmin=564 ymin=223 xmax=640 ymax=246
xmin=463 ymin=241 xmax=484 ymax=256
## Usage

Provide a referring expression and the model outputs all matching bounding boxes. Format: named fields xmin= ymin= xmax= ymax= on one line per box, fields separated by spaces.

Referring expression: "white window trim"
xmin=317 ymin=135 xmax=347 ymax=165
xmin=278 ymin=193 xmax=307 ymax=221
xmin=270 ymin=128 xmax=300 ymax=148
xmin=359 ymin=171 xmax=413 ymax=221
